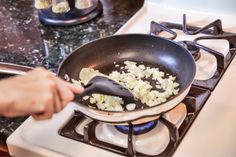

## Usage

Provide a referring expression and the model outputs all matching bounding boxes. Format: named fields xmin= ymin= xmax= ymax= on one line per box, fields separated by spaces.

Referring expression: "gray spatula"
xmin=75 ymin=76 xmax=135 ymax=104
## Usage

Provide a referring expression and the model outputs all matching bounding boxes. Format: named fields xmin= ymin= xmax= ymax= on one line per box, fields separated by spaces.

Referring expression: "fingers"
xmin=30 ymin=70 xmax=59 ymax=120
xmin=65 ymin=81 xmax=84 ymax=94
xmin=32 ymin=93 xmax=61 ymax=120
xmin=51 ymin=78 xmax=74 ymax=107
xmin=54 ymin=90 xmax=62 ymax=113
xmin=27 ymin=67 xmax=83 ymax=120
xmin=32 ymin=91 xmax=55 ymax=120
xmin=52 ymin=77 xmax=84 ymax=107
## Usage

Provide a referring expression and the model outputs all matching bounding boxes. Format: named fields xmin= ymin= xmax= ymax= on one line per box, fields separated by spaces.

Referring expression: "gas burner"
xmin=115 ymin=121 xmax=157 ymax=135
xmin=179 ymin=41 xmax=201 ymax=61
xmin=150 ymin=14 xmax=236 ymax=90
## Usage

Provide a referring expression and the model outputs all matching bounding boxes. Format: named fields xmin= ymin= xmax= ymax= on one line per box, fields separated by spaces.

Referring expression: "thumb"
xmin=65 ymin=82 xmax=84 ymax=94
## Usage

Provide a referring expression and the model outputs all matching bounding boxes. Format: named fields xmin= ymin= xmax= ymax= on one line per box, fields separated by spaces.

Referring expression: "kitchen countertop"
xmin=0 ymin=0 xmax=144 ymax=144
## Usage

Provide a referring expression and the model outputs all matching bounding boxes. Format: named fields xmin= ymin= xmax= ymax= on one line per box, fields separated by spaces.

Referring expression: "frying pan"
xmin=58 ymin=34 xmax=196 ymax=124
xmin=0 ymin=34 xmax=196 ymax=124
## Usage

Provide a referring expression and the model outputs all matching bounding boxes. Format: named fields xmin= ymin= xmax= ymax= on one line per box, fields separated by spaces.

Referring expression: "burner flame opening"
xmin=115 ymin=121 xmax=157 ymax=135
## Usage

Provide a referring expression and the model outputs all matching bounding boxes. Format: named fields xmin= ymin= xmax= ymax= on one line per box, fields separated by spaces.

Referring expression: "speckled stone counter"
xmin=0 ymin=0 xmax=143 ymax=143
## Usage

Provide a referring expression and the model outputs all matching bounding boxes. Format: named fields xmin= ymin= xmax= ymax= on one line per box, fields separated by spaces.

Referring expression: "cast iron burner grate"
xmin=178 ymin=40 xmax=201 ymax=61
xmin=59 ymin=86 xmax=210 ymax=157
xmin=150 ymin=14 xmax=236 ymax=90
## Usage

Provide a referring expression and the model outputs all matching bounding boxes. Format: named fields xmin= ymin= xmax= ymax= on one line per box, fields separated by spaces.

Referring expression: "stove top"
xmin=7 ymin=0 xmax=236 ymax=156
xmin=149 ymin=14 xmax=236 ymax=90
xmin=60 ymin=86 xmax=210 ymax=156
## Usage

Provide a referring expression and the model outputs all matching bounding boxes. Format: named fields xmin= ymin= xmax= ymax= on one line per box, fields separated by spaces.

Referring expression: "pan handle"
xmin=0 ymin=62 xmax=33 ymax=75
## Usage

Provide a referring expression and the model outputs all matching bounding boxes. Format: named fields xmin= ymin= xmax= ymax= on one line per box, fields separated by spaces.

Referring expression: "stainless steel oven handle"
xmin=0 ymin=62 xmax=33 ymax=75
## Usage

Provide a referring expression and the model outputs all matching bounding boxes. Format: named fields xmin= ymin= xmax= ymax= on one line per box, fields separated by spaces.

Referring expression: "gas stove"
xmin=58 ymin=86 xmax=210 ymax=156
xmin=7 ymin=0 xmax=236 ymax=156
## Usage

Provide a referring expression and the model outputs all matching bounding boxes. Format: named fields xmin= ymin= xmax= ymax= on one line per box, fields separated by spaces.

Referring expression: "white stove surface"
xmin=7 ymin=0 xmax=236 ymax=156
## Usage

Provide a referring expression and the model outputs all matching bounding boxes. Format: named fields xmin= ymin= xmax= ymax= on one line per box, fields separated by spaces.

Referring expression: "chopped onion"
xmin=78 ymin=61 xmax=180 ymax=111
xmin=126 ymin=103 xmax=136 ymax=111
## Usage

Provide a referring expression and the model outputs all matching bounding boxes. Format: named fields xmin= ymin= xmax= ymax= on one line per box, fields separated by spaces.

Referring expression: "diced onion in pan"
xmin=76 ymin=61 xmax=180 ymax=111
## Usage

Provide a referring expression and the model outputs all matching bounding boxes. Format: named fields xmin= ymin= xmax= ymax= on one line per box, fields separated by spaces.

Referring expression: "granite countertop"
xmin=0 ymin=0 xmax=144 ymax=143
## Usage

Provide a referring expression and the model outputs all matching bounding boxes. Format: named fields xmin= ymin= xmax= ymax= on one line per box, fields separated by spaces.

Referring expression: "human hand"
xmin=0 ymin=67 xmax=84 ymax=120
